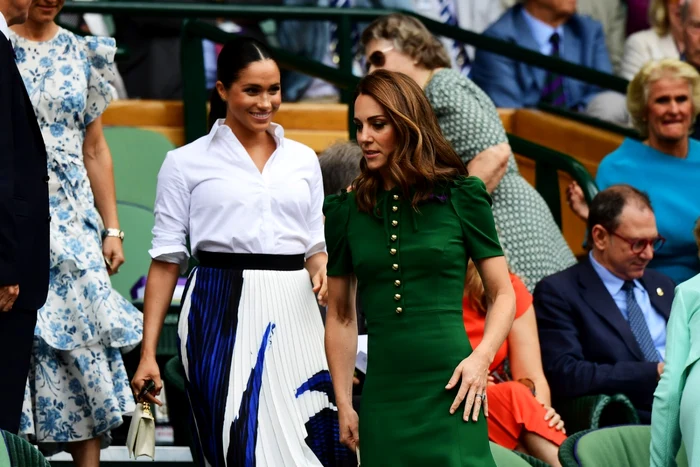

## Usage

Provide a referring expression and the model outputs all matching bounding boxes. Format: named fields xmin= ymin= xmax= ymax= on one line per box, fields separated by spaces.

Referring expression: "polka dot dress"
xmin=425 ymin=68 xmax=576 ymax=291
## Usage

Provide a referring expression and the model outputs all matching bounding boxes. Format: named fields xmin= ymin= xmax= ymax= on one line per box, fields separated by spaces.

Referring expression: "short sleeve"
xmin=449 ymin=176 xmax=504 ymax=260
xmin=149 ymin=152 xmax=191 ymax=274
xmin=80 ymin=35 xmax=117 ymax=125
xmin=510 ymin=274 xmax=533 ymax=319
xmin=322 ymin=192 xmax=353 ymax=276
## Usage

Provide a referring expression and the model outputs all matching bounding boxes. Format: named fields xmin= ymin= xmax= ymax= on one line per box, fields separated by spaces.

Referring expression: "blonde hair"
xmin=360 ymin=13 xmax=452 ymax=70
xmin=627 ymin=58 xmax=700 ymax=138
xmin=648 ymin=0 xmax=673 ymax=36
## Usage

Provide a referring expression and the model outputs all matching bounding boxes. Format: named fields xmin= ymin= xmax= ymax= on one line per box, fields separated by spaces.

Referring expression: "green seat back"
xmin=105 ymin=126 xmax=174 ymax=209
xmin=0 ymin=430 xmax=50 ymax=467
xmin=110 ymin=201 xmax=154 ymax=300
xmin=572 ymin=426 xmax=688 ymax=467
xmin=490 ymin=442 xmax=533 ymax=466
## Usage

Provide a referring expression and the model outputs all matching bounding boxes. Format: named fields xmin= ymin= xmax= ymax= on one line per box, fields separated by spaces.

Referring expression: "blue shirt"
xmin=520 ymin=8 xmax=564 ymax=57
xmin=589 ymin=252 xmax=667 ymax=360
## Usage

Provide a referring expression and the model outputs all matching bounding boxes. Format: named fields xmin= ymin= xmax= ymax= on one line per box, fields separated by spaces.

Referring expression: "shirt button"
xmin=392 ymin=220 xmax=398 ymax=227
xmin=394 ymin=294 xmax=401 ymax=301
xmin=392 ymin=263 xmax=399 ymax=271
xmin=394 ymin=280 xmax=401 ymax=287
xmin=392 ymin=206 xmax=398 ymax=212
xmin=393 ymin=195 xmax=399 ymax=200
xmin=391 ymin=234 xmax=397 ymax=241
xmin=395 ymin=307 xmax=403 ymax=314
xmin=390 ymin=248 xmax=397 ymax=255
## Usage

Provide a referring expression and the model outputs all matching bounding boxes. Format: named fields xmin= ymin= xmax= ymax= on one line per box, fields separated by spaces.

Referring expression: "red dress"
xmin=463 ymin=274 xmax=567 ymax=449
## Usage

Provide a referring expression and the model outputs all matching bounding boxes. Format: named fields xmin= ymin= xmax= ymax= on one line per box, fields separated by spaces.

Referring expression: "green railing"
xmin=507 ymin=134 xmax=598 ymax=229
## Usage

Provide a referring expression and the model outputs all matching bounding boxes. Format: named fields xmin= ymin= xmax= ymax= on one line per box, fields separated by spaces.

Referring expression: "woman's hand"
xmin=131 ymin=356 xmax=164 ymax=406
xmin=338 ymin=405 xmax=360 ymax=451
xmin=311 ymin=264 xmax=328 ymax=307
xmin=566 ymin=181 xmax=589 ymax=221
xmin=103 ymin=236 xmax=125 ymax=275
xmin=445 ymin=350 xmax=491 ymax=421
xmin=543 ymin=405 xmax=565 ymax=433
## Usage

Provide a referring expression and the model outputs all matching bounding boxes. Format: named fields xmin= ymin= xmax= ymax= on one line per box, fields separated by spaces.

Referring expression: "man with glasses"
xmin=533 ymin=185 xmax=675 ymax=424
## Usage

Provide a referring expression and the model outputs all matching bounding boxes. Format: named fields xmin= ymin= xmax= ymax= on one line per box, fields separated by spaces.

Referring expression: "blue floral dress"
xmin=10 ymin=28 xmax=143 ymax=450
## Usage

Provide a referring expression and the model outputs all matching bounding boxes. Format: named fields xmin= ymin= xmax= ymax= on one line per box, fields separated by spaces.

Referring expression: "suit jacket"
xmin=469 ymin=4 xmax=612 ymax=109
xmin=619 ymin=29 xmax=680 ymax=81
xmin=650 ymin=274 xmax=700 ymax=466
xmin=533 ymin=259 xmax=675 ymax=423
xmin=0 ymin=32 xmax=50 ymax=311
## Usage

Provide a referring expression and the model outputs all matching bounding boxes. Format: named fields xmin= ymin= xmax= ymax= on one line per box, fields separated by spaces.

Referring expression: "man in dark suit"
xmin=0 ymin=0 xmax=50 ymax=434
xmin=470 ymin=0 xmax=612 ymax=110
xmin=534 ymin=185 xmax=674 ymax=423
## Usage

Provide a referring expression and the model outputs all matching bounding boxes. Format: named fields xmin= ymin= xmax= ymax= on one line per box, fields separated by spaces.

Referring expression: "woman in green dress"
xmin=324 ymin=70 xmax=516 ymax=466
xmin=360 ymin=14 xmax=576 ymax=292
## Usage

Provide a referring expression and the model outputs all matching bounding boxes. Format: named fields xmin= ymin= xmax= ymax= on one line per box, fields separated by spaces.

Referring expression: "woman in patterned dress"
xmin=360 ymin=14 xmax=576 ymax=291
xmin=10 ymin=0 xmax=142 ymax=464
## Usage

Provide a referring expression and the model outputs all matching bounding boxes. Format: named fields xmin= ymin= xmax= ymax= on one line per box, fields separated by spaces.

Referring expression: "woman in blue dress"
xmin=10 ymin=0 xmax=142 ymax=464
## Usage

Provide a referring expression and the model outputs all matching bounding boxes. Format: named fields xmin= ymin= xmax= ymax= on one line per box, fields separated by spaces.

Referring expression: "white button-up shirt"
xmin=149 ymin=119 xmax=325 ymax=271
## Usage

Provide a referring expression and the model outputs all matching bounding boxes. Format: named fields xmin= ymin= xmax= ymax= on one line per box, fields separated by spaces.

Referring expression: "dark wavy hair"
xmin=208 ymin=36 xmax=276 ymax=128
xmin=352 ymin=70 xmax=467 ymax=212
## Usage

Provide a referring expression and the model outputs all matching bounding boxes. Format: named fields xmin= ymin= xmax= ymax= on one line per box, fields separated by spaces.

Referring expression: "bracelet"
xmin=104 ymin=228 xmax=125 ymax=241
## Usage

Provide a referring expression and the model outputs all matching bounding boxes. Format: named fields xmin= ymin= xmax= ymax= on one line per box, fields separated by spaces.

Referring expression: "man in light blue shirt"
xmin=534 ymin=185 xmax=675 ymax=423
xmin=470 ymin=0 xmax=612 ymax=109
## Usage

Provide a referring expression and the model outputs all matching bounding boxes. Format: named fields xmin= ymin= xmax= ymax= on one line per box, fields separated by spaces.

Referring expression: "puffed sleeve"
xmin=322 ymin=191 xmax=353 ymax=276
xmin=449 ymin=176 xmax=504 ymax=260
xmin=149 ymin=152 xmax=191 ymax=274
xmin=80 ymin=35 xmax=117 ymax=125
xmin=306 ymin=155 xmax=326 ymax=258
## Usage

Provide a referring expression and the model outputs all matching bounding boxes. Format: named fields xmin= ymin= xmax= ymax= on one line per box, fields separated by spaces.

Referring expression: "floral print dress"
xmin=10 ymin=28 xmax=143 ymax=451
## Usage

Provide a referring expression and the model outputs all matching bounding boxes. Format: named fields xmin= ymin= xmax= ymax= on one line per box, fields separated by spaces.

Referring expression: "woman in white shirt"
xmin=130 ymin=37 xmax=346 ymax=467
xmin=619 ymin=0 xmax=683 ymax=80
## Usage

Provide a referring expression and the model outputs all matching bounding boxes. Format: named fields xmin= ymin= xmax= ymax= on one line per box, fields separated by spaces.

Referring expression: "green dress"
xmin=324 ymin=176 xmax=503 ymax=466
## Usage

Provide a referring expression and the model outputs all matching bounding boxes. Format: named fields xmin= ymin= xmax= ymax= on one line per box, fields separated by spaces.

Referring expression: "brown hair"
xmin=464 ymin=260 xmax=487 ymax=315
xmin=360 ymin=13 xmax=451 ymax=70
xmin=352 ymin=70 xmax=467 ymax=212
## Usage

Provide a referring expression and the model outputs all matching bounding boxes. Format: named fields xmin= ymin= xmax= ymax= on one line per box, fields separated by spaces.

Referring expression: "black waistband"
xmin=197 ymin=252 xmax=305 ymax=271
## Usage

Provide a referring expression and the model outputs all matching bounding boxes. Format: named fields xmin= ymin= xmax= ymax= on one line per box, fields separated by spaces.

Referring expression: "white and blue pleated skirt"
xmin=177 ymin=252 xmax=350 ymax=467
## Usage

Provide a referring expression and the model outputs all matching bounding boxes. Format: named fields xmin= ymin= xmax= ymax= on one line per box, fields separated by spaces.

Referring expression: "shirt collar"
xmin=0 ymin=12 xmax=10 ymax=40
xmin=204 ymin=119 xmax=285 ymax=149
xmin=589 ymin=251 xmax=642 ymax=296
xmin=520 ymin=7 xmax=565 ymax=51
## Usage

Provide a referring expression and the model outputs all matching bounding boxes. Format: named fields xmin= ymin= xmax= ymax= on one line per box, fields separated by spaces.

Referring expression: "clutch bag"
xmin=126 ymin=401 xmax=156 ymax=460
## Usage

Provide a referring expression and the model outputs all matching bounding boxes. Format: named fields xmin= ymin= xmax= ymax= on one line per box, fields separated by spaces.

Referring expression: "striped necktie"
xmin=540 ymin=32 xmax=566 ymax=107
xmin=439 ymin=0 xmax=470 ymax=74
xmin=622 ymin=281 xmax=660 ymax=362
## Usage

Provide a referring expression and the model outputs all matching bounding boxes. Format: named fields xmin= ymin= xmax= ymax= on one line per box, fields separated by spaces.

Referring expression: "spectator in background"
xmin=10 ymin=0 xmax=142 ymax=462
xmin=318 ymin=141 xmax=363 ymax=196
xmin=619 ymin=0 xmax=684 ymax=81
xmin=455 ymin=0 xmax=626 ymax=73
xmin=463 ymin=260 xmax=566 ymax=467
xmin=535 ymin=185 xmax=675 ymax=424
xmin=361 ymin=13 xmax=577 ymax=291
xmin=568 ymin=59 xmax=700 ymax=284
xmin=470 ymin=0 xmax=612 ymax=110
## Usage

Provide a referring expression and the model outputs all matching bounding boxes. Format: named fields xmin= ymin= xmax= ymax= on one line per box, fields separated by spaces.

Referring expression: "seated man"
xmin=470 ymin=0 xmax=612 ymax=110
xmin=534 ymin=185 xmax=674 ymax=423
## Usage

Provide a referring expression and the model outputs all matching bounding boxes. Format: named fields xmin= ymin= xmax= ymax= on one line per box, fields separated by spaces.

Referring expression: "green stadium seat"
xmin=111 ymin=201 xmax=154 ymax=300
xmin=0 ymin=430 xmax=50 ymax=467
xmin=105 ymin=126 xmax=175 ymax=209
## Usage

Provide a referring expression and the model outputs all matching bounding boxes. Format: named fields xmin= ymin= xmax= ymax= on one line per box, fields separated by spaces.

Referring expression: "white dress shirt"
xmin=619 ymin=29 xmax=680 ymax=81
xmin=0 ymin=12 xmax=10 ymax=39
xmin=150 ymin=120 xmax=326 ymax=272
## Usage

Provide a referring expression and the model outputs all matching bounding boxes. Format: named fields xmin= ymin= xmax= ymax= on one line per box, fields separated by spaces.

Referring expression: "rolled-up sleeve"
xmin=149 ymin=152 xmax=191 ymax=272
xmin=306 ymin=156 xmax=326 ymax=258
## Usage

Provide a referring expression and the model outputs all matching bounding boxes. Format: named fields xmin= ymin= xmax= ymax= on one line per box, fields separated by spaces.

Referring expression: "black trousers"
xmin=0 ymin=308 xmax=37 ymax=433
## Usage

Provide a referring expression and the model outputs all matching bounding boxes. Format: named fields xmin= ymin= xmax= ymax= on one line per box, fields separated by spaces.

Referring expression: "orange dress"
xmin=463 ymin=274 xmax=567 ymax=449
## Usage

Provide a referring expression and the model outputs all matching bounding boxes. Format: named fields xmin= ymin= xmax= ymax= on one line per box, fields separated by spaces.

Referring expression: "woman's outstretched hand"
xmin=445 ymin=350 xmax=490 ymax=422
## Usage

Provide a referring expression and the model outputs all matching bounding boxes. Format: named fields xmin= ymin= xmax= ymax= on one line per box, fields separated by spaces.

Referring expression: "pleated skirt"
xmin=177 ymin=253 xmax=349 ymax=467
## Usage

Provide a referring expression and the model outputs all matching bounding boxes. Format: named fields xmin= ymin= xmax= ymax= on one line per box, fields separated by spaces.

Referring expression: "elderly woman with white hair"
xmin=568 ymin=58 xmax=700 ymax=284
xmin=619 ymin=0 xmax=685 ymax=80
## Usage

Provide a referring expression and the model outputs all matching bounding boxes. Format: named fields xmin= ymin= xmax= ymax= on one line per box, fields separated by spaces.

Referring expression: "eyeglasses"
xmin=611 ymin=231 xmax=666 ymax=254
xmin=365 ymin=46 xmax=395 ymax=73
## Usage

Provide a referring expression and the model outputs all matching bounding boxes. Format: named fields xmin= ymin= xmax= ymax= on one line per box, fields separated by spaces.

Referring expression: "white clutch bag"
xmin=126 ymin=401 xmax=156 ymax=460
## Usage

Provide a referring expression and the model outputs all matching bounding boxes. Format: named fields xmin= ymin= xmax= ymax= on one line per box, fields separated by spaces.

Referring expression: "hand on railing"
xmin=566 ymin=181 xmax=589 ymax=221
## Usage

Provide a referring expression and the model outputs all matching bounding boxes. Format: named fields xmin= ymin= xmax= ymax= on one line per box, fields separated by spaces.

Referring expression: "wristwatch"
xmin=104 ymin=228 xmax=125 ymax=241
